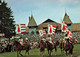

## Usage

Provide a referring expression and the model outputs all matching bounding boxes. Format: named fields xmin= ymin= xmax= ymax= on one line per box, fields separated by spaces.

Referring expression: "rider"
xmin=25 ymin=37 xmax=28 ymax=42
xmin=42 ymin=37 xmax=46 ymax=42
xmin=46 ymin=35 xmax=54 ymax=45
xmin=64 ymin=34 xmax=69 ymax=44
xmin=19 ymin=37 xmax=23 ymax=46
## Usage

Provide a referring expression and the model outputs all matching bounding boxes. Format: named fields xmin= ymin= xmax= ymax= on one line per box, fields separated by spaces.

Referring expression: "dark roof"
xmin=28 ymin=15 xmax=37 ymax=27
xmin=42 ymin=19 xmax=56 ymax=23
xmin=63 ymin=13 xmax=72 ymax=24
xmin=37 ymin=19 xmax=61 ymax=31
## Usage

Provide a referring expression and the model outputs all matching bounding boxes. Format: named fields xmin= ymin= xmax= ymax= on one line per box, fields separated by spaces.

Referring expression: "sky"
xmin=4 ymin=0 xmax=80 ymax=26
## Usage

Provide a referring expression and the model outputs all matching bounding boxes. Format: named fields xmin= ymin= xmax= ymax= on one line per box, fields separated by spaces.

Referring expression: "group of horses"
xmin=13 ymin=39 xmax=74 ymax=57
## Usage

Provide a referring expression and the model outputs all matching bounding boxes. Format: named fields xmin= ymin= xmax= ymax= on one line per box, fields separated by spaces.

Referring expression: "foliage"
xmin=0 ymin=0 xmax=15 ymax=38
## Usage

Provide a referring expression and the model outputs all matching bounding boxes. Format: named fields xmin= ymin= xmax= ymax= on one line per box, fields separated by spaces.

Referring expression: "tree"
xmin=0 ymin=0 xmax=15 ymax=38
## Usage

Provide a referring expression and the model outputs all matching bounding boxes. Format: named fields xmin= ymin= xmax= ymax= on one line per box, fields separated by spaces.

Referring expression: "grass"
xmin=0 ymin=44 xmax=80 ymax=57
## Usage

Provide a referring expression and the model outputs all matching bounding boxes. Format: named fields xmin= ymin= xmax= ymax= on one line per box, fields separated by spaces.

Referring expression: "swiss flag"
xmin=62 ymin=21 xmax=67 ymax=32
xmin=48 ymin=24 xmax=56 ymax=35
xmin=39 ymin=30 xmax=46 ymax=36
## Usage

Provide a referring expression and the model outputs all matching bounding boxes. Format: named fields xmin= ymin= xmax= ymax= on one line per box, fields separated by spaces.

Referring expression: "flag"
xmin=68 ymin=32 xmax=72 ymax=39
xmin=52 ymin=26 xmax=56 ymax=35
xmin=62 ymin=21 xmax=67 ymax=32
xmin=43 ymin=30 xmax=46 ymax=35
xmin=48 ymin=24 xmax=56 ymax=35
xmin=66 ymin=28 xmax=72 ymax=39
xmin=20 ymin=24 xmax=26 ymax=33
xmin=16 ymin=24 xmax=21 ymax=34
xmin=39 ymin=30 xmax=46 ymax=36
xmin=66 ymin=28 xmax=69 ymax=35
xmin=16 ymin=24 xmax=26 ymax=34
xmin=48 ymin=24 xmax=52 ymax=34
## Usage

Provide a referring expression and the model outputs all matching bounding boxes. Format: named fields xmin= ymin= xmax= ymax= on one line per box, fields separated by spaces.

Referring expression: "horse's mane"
xmin=55 ymin=40 xmax=59 ymax=46
xmin=15 ymin=41 xmax=21 ymax=45
xmin=40 ymin=40 xmax=44 ymax=44
xmin=46 ymin=41 xmax=52 ymax=46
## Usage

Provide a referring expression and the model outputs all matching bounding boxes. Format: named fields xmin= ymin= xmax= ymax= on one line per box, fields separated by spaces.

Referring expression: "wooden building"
xmin=26 ymin=13 xmax=80 ymax=39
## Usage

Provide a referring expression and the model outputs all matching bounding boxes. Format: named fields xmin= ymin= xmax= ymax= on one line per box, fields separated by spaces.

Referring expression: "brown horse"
xmin=59 ymin=39 xmax=74 ymax=56
xmin=40 ymin=40 xmax=46 ymax=56
xmin=46 ymin=40 xmax=59 ymax=56
xmin=14 ymin=41 xmax=30 ymax=57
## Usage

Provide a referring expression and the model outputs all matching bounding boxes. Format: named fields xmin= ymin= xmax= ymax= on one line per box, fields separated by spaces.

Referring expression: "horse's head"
xmin=13 ymin=41 xmax=21 ymax=46
xmin=40 ymin=40 xmax=44 ymax=43
xmin=46 ymin=41 xmax=53 ymax=47
xmin=55 ymin=40 xmax=59 ymax=46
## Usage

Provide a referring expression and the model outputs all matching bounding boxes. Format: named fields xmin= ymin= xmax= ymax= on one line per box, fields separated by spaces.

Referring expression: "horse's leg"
xmin=55 ymin=46 xmax=57 ymax=52
xmin=43 ymin=51 xmax=45 ymax=57
xmin=19 ymin=50 xmax=23 ymax=56
xmin=25 ymin=49 xmax=29 ymax=55
xmin=49 ymin=50 xmax=52 ymax=56
xmin=69 ymin=49 xmax=73 ymax=57
xmin=55 ymin=46 xmax=57 ymax=55
xmin=66 ymin=51 xmax=67 ymax=56
xmin=47 ymin=49 xmax=49 ymax=54
xmin=28 ymin=50 xmax=29 ymax=55
xmin=42 ymin=51 xmax=45 ymax=57
xmin=17 ymin=51 xmax=19 ymax=57
xmin=61 ymin=48 xmax=62 ymax=54
xmin=40 ymin=52 xmax=41 ymax=56
xmin=25 ymin=50 xmax=27 ymax=55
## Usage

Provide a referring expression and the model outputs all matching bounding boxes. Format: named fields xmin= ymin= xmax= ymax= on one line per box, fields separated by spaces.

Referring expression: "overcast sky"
xmin=5 ymin=0 xmax=80 ymax=26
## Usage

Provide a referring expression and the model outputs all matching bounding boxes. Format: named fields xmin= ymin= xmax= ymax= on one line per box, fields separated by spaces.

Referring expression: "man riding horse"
xmin=19 ymin=37 xmax=23 ymax=46
xmin=64 ymin=34 xmax=69 ymax=44
xmin=62 ymin=34 xmax=74 ymax=56
xmin=46 ymin=35 xmax=54 ymax=48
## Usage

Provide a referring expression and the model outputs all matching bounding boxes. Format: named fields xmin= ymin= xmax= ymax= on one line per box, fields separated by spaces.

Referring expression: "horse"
xmin=14 ymin=41 xmax=30 ymax=57
xmin=46 ymin=40 xmax=59 ymax=56
xmin=39 ymin=40 xmax=46 ymax=57
xmin=59 ymin=39 xmax=74 ymax=56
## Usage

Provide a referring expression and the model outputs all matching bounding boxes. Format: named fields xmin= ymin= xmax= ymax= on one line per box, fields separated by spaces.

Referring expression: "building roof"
xmin=28 ymin=15 xmax=37 ymax=27
xmin=63 ymin=13 xmax=72 ymax=24
xmin=37 ymin=19 xmax=61 ymax=31
xmin=71 ymin=23 xmax=80 ymax=32
xmin=42 ymin=19 xmax=56 ymax=23
xmin=26 ymin=19 xmax=61 ymax=32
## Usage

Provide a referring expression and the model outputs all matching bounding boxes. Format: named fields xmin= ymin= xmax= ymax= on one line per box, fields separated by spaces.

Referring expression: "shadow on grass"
xmin=20 ymin=54 xmax=65 ymax=57
xmin=19 ymin=54 xmax=78 ymax=57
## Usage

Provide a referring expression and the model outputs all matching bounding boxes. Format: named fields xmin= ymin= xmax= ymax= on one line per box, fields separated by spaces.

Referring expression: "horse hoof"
xmin=21 ymin=55 xmax=23 ymax=56
xmin=71 ymin=55 xmax=73 ymax=57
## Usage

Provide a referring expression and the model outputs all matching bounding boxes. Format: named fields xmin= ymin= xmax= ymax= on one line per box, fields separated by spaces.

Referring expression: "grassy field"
xmin=0 ymin=44 xmax=80 ymax=57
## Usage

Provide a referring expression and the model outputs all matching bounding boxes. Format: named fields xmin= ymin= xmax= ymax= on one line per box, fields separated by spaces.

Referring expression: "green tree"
xmin=0 ymin=0 xmax=15 ymax=38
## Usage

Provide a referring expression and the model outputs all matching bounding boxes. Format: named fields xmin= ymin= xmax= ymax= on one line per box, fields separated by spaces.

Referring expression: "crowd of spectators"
xmin=0 ymin=32 xmax=80 ymax=53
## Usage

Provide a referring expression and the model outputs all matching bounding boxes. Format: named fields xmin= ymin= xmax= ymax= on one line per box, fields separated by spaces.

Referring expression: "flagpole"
xmin=61 ymin=18 xmax=64 ymax=53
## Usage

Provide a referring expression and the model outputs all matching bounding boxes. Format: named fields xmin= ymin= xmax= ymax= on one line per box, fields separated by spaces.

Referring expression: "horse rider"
xmin=19 ymin=37 xmax=23 ymax=46
xmin=25 ymin=37 xmax=28 ymax=42
xmin=42 ymin=37 xmax=46 ymax=42
xmin=64 ymin=34 xmax=70 ymax=44
xmin=46 ymin=35 xmax=54 ymax=46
